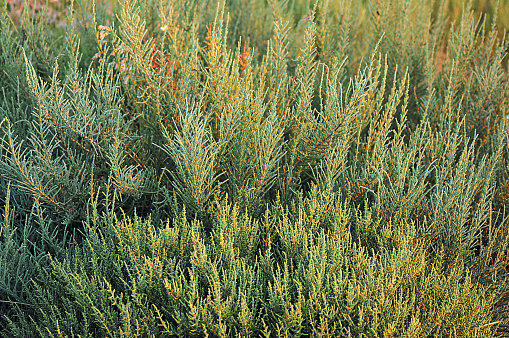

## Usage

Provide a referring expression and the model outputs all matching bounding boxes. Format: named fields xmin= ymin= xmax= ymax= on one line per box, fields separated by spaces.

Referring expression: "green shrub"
xmin=0 ymin=0 xmax=508 ymax=336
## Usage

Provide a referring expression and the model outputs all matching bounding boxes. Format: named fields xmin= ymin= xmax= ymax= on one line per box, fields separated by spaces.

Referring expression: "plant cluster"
xmin=0 ymin=0 xmax=509 ymax=336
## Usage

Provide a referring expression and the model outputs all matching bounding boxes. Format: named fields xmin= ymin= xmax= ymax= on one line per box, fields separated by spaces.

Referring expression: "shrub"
xmin=0 ymin=0 xmax=508 ymax=336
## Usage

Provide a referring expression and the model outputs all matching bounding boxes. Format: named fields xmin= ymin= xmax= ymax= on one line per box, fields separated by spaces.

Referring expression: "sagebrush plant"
xmin=0 ymin=0 xmax=508 ymax=336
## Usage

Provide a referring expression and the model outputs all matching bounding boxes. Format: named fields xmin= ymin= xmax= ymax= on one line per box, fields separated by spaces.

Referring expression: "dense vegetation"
xmin=1 ymin=0 xmax=509 ymax=336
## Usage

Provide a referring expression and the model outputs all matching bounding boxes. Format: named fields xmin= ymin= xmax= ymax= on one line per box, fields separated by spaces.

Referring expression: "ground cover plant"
xmin=1 ymin=0 xmax=509 ymax=336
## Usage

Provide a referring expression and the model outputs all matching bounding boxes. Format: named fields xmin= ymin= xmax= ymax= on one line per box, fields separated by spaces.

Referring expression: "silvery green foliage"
xmin=160 ymin=102 xmax=222 ymax=216
xmin=0 ymin=0 xmax=508 ymax=335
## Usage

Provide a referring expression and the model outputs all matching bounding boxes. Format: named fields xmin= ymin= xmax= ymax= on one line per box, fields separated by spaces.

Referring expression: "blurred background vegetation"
xmin=4 ymin=0 xmax=509 ymax=70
